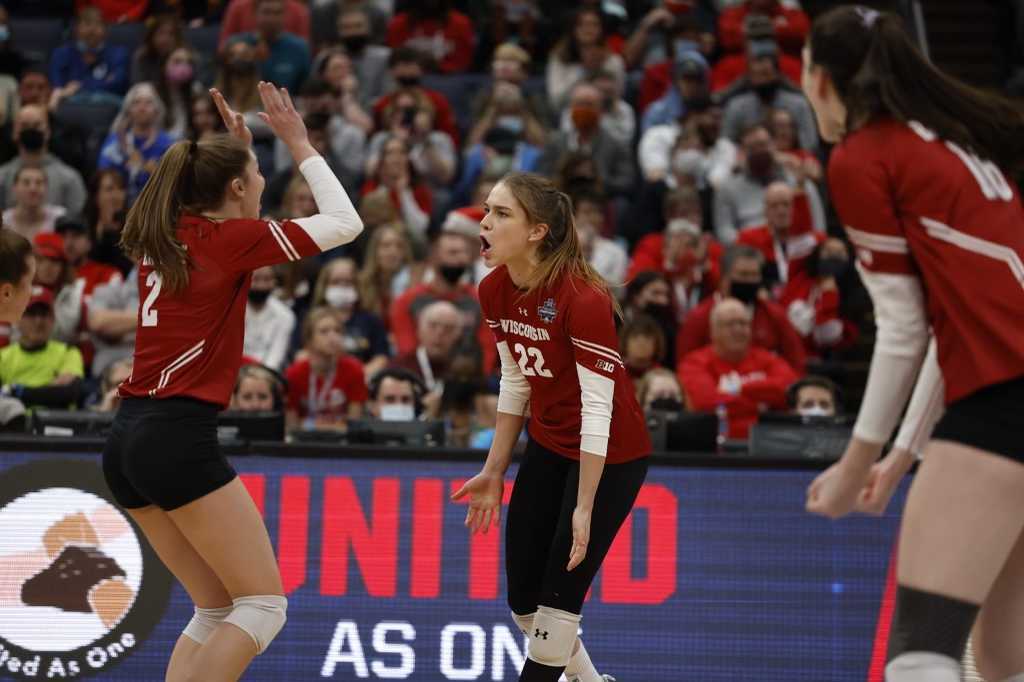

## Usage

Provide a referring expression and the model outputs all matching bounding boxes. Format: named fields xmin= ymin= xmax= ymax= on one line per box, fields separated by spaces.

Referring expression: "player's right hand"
xmin=855 ymin=447 xmax=915 ymax=515
xmin=451 ymin=472 xmax=504 ymax=535
xmin=257 ymin=81 xmax=308 ymax=147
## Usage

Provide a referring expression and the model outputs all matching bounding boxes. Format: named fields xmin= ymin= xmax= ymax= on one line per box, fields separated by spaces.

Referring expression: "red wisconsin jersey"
xmin=478 ymin=266 xmax=650 ymax=464
xmin=119 ymin=215 xmax=322 ymax=407
xmin=830 ymin=118 xmax=1024 ymax=403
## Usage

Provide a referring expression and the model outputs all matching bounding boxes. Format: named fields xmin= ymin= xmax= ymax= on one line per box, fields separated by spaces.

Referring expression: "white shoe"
xmin=568 ymin=677 xmax=616 ymax=682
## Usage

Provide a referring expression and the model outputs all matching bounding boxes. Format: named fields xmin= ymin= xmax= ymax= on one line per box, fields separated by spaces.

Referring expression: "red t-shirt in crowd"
xmin=678 ymin=345 xmax=797 ymax=438
xmin=285 ymin=355 xmax=368 ymax=421
xmin=386 ymin=10 xmax=474 ymax=74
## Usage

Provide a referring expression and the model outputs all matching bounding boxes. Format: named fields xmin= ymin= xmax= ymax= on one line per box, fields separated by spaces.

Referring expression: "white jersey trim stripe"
xmin=570 ymin=336 xmax=623 ymax=360
xmin=156 ymin=340 xmax=206 ymax=391
xmin=845 ymin=226 xmax=909 ymax=254
xmin=268 ymin=220 xmax=300 ymax=261
xmin=920 ymin=216 xmax=1024 ymax=287
xmin=571 ymin=339 xmax=624 ymax=367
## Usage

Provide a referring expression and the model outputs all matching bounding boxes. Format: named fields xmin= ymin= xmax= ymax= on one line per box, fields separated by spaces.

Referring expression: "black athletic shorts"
xmin=932 ymin=376 xmax=1024 ymax=463
xmin=102 ymin=397 xmax=236 ymax=511
xmin=505 ymin=438 xmax=648 ymax=616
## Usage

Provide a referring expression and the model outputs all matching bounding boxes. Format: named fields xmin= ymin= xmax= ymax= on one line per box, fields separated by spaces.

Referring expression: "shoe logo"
xmin=534 ymin=628 xmax=549 ymax=640
xmin=0 ymin=460 xmax=172 ymax=679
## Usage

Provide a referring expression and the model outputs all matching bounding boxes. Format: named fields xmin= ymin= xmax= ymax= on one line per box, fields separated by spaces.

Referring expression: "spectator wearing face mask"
xmin=720 ymin=47 xmax=817 ymax=152
xmin=333 ymin=6 xmax=392 ymax=107
xmin=736 ymin=181 xmax=821 ymax=292
xmin=386 ymin=0 xmax=474 ymax=74
xmin=678 ymin=243 xmax=806 ymax=372
xmin=440 ymin=206 xmax=493 ymax=285
xmin=620 ymin=314 xmax=667 ymax=383
xmin=779 ymin=238 xmax=859 ymax=360
xmin=309 ymin=257 xmax=389 ymax=379
xmin=390 ymin=232 xmax=496 ymax=372
xmin=628 ymin=217 xmax=721 ymax=325
xmin=678 ymin=297 xmax=797 ymax=438
xmin=242 ymin=266 xmax=296 ymax=373
xmin=559 ymin=70 xmax=635 ymax=150
xmin=132 ymin=14 xmax=183 ymax=86
xmin=786 ymin=375 xmax=840 ymax=418
xmin=623 ymin=271 xmax=679 ymax=369
xmin=0 ymin=105 xmax=88 ymax=215
xmin=48 ymin=7 xmax=130 ymax=105
xmin=154 ymin=47 xmax=202 ymax=139
xmin=538 ymin=82 xmax=634 ymax=198
xmin=711 ymin=15 xmax=803 ymax=94
xmin=4 ymin=69 xmax=88 ymax=175
xmin=373 ymin=48 xmax=459 ymax=144
xmin=641 ymin=49 xmax=711 ymax=133
xmin=640 ymin=97 xmax=737 ymax=190
xmin=713 ymin=123 xmax=825 ymax=244
xmin=469 ymin=43 xmax=550 ymax=146
xmin=638 ymin=366 xmax=687 ymax=414
xmin=368 ymin=367 xmax=425 ymax=421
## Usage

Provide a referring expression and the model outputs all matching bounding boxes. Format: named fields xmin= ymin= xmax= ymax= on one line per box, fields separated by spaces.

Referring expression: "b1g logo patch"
xmin=0 ymin=460 xmax=172 ymax=678
xmin=537 ymin=298 xmax=558 ymax=324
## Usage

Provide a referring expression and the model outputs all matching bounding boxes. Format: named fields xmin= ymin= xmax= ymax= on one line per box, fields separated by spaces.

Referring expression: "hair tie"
xmin=856 ymin=6 xmax=880 ymax=29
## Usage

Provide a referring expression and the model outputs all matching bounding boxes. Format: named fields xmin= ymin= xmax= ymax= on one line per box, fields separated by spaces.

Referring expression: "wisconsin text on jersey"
xmin=498 ymin=318 xmax=552 ymax=342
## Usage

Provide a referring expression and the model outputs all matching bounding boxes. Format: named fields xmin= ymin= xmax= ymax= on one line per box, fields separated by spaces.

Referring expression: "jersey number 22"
xmin=514 ymin=343 xmax=553 ymax=378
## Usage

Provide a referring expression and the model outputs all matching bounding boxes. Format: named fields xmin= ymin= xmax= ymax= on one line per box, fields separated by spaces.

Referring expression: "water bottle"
xmin=715 ymin=403 xmax=729 ymax=454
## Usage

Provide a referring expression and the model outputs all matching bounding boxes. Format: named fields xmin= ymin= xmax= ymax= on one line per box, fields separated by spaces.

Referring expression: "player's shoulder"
xmin=477 ymin=265 xmax=511 ymax=301
xmin=830 ymin=117 xmax=913 ymax=170
xmin=561 ymin=273 xmax=612 ymax=308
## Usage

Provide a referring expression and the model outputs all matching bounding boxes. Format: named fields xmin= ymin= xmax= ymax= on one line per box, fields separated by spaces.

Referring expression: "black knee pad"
xmin=887 ymin=585 xmax=980 ymax=662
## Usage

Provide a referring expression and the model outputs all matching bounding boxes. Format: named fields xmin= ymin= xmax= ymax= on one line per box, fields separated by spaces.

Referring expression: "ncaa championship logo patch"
xmin=0 ymin=460 xmax=172 ymax=679
xmin=537 ymin=298 xmax=558 ymax=324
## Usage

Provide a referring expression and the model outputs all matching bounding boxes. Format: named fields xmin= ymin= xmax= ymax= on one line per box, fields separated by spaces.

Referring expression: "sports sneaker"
xmin=567 ymin=676 xmax=616 ymax=682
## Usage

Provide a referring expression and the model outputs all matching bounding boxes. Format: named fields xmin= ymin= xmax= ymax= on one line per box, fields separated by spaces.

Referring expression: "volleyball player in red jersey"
xmin=452 ymin=173 xmax=650 ymax=682
xmin=102 ymin=82 xmax=362 ymax=681
xmin=800 ymin=7 xmax=1024 ymax=682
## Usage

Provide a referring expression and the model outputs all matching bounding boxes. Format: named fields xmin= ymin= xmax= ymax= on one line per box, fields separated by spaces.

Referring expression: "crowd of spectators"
xmin=0 ymin=0 xmax=871 ymax=449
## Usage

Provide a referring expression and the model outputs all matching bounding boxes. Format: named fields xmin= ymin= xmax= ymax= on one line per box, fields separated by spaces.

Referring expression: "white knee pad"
xmin=511 ymin=611 xmax=534 ymax=636
xmin=182 ymin=604 xmax=234 ymax=644
xmin=223 ymin=595 xmax=287 ymax=655
xmin=885 ymin=652 xmax=960 ymax=682
xmin=526 ymin=606 xmax=580 ymax=668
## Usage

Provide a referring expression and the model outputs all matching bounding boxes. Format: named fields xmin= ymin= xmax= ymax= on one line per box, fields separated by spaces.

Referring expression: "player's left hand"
xmin=567 ymin=506 xmax=591 ymax=571
xmin=210 ymin=87 xmax=253 ymax=147
xmin=806 ymin=457 xmax=874 ymax=520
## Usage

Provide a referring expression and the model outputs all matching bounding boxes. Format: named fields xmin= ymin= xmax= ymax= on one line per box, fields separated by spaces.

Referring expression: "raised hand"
xmin=257 ymin=81 xmax=307 ymax=148
xmin=210 ymin=87 xmax=253 ymax=146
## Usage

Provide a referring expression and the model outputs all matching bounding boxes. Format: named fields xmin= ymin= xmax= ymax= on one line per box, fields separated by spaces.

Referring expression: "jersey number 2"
xmin=514 ymin=343 xmax=553 ymax=378
xmin=141 ymin=271 xmax=162 ymax=327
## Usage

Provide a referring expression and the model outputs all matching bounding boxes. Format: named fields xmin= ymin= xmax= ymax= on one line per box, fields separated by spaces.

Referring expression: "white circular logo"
xmin=0 ymin=488 xmax=142 ymax=652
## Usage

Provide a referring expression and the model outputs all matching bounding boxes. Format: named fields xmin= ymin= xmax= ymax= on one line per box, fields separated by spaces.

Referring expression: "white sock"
xmin=885 ymin=652 xmax=960 ymax=682
xmin=564 ymin=638 xmax=602 ymax=682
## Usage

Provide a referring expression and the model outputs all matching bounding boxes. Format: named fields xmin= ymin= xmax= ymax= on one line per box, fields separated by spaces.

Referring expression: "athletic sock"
xmin=886 ymin=652 xmax=960 ymax=681
xmin=564 ymin=638 xmax=602 ymax=682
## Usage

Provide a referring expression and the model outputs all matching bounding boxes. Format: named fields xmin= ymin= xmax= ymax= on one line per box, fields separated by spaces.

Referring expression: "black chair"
xmin=10 ymin=18 xmax=66 ymax=68
xmin=105 ymin=21 xmax=145 ymax=57
xmin=748 ymin=413 xmax=853 ymax=462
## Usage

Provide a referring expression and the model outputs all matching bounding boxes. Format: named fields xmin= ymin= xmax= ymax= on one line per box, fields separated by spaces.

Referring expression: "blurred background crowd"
xmin=0 ymin=0 xmax=1017 ymax=450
